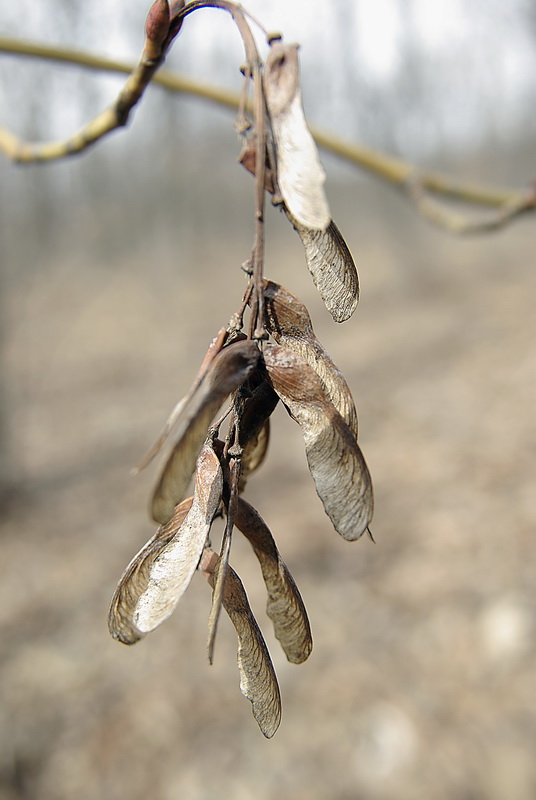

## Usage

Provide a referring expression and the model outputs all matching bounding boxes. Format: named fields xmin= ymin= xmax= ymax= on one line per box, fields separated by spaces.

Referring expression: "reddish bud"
xmin=145 ymin=0 xmax=171 ymax=47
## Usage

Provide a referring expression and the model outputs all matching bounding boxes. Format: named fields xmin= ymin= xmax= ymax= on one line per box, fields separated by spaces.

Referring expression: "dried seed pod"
xmin=263 ymin=344 xmax=373 ymax=540
xmin=286 ymin=212 xmax=359 ymax=323
xmin=151 ymin=340 xmax=260 ymax=525
xmin=109 ymin=444 xmax=223 ymax=644
xmin=239 ymin=419 xmax=270 ymax=492
xmin=136 ymin=328 xmax=228 ymax=473
xmin=264 ymin=42 xmax=330 ymax=231
xmin=108 ymin=496 xmax=193 ymax=645
xmin=263 ymin=280 xmax=358 ymax=439
xmin=238 ymin=378 xmax=279 ymax=491
xmin=201 ymin=549 xmax=282 ymax=738
xmin=235 ymin=498 xmax=312 ymax=664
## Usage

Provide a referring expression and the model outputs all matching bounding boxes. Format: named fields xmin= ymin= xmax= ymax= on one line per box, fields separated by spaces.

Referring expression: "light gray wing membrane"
xmin=151 ymin=340 xmax=260 ymax=525
xmin=263 ymin=279 xmax=358 ymax=439
xmin=108 ymin=496 xmax=193 ymax=645
xmin=204 ymin=550 xmax=282 ymax=738
xmin=263 ymin=344 xmax=373 ymax=540
xmin=235 ymin=498 xmax=312 ymax=664
xmin=109 ymin=444 xmax=223 ymax=645
xmin=239 ymin=419 xmax=270 ymax=492
xmin=135 ymin=445 xmax=223 ymax=635
xmin=264 ymin=42 xmax=330 ymax=231
xmin=286 ymin=211 xmax=359 ymax=323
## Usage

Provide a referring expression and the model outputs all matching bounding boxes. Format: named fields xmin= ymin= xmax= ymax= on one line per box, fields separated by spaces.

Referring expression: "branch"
xmin=405 ymin=174 xmax=536 ymax=234
xmin=0 ymin=36 xmax=172 ymax=161
xmin=0 ymin=36 xmax=534 ymax=232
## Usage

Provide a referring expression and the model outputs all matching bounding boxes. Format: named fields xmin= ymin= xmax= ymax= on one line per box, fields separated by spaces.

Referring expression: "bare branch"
xmin=405 ymin=174 xmax=536 ymax=234
xmin=0 ymin=36 xmax=532 ymax=235
xmin=0 ymin=37 xmax=172 ymax=162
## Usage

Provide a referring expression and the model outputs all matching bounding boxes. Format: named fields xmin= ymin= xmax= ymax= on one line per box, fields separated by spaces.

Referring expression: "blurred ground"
xmin=1 ymin=147 xmax=536 ymax=800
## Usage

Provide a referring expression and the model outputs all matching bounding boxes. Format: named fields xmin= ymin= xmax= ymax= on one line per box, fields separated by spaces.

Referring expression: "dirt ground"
xmin=1 ymin=161 xmax=535 ymax=800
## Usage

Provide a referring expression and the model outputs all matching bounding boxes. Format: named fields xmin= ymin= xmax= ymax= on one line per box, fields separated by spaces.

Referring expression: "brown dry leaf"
xmin=108 ymin=496 xmax=194 ymax=645
xmin=238 ymin=134 xmax=276 ymax=194
xmin=286 ymin=212 xmax=359 ymax=323
xmin=109 ymin=445 xmax=223 ymax=644
xmin=262 ymin=344 xmax=373 ymax=540
xmin=151 ymin=340 xmax=259 ymax=524
xmin=235 ymin=498 xmax=312 ymax=664
xmin=202 ymin=549 xmax=282 ymax=738
xmin=264 ymin=42 xmax=330 ymax=231
xmin=263 ymin=280 xmax=358 ymax=439
xmin=238 ymin=378 xmax=279 ymax=491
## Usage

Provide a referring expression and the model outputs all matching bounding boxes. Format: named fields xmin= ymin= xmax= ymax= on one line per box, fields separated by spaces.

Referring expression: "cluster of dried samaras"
xmin=108 ymin=21 xmax=373 ymax=738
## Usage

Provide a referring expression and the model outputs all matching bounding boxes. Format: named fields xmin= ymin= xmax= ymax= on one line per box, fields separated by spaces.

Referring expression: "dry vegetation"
xmin=1 ymin=2 xmax=536 ymax=794
xmin=1 ymin=157 xmax=536 ymax=796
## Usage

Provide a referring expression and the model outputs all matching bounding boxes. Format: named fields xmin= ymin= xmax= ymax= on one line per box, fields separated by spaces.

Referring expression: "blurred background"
xmin=1 ymin=1 xmax=536 ymax=798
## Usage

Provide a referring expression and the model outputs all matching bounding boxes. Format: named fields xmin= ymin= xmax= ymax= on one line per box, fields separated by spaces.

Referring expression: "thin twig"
xmin=405 ymin=174 xmax=536 ymax=234
xmin=0 ymin=36 xmax=533 ymax=232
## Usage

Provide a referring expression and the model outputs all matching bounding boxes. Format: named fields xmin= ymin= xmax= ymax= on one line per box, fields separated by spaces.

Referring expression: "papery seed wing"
xmin=152 ymin=340 xmax=259 ymax=524
xmin=263 ymin=344 xmax=373 ymax=540
xmin=239 ymin=419 xmax=270 ymax=492
xmin=238 ymin=379 xmax=279 ymax=491
xmin=286 ymin=213 xmax=359 ymax=323
xmin=109 ymin=444 xmax=223 ymax=643
xmin=265 ymin=42 xmax=330 ymax=231
xmin=108 ymin=496 xmax=193 ymax=645
xmin=202 ymin=550 xmax=282 ymax=738
xmin=135 ymin=444 xmax=223 ymax=634
xmin=264 ymin=280 xmax=358 ymax=439
xmin=235 ymin=498 xmax=312 ymax=664
xmin=135 ymin=328 xmax=228 ymax=472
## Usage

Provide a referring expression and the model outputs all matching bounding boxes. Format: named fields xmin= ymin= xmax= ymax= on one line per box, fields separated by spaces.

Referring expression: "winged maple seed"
xmin=245 ymin=39 xmax=360 ymax=322
xmin=109 ymin=300 xmax=372 ymax=734
xmin=109 ymin=1 xmax=374 ymax=738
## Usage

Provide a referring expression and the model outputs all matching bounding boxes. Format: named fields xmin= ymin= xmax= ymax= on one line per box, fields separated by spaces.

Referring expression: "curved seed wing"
xmin=263 ymin=344 xmax=373 ymax=540
xmin=135 ymin=328 xmax=228 ymax=472
xmin=265 ymin=42 xmax=330 ymax=230
xmin=264 ymin=280 xmax=358 ymax=439
xmin=109 ymin=445 xmax=222 ymax=644
xmin=235 ymin=498 xmax=312 ymax=664
xmin=203 ymin=550 xmax=282 ymax=739
xmin=286 ymin=213 xmax=359 ymax=323
xmin=151 ymin=340 xmax=259 ymax=524
xmin=108 ymin=496 xmax=193 ymax=645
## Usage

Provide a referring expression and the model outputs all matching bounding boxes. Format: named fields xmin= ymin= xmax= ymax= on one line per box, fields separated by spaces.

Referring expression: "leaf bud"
xmin=145 ymin=0 xmax=171 ymax=57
